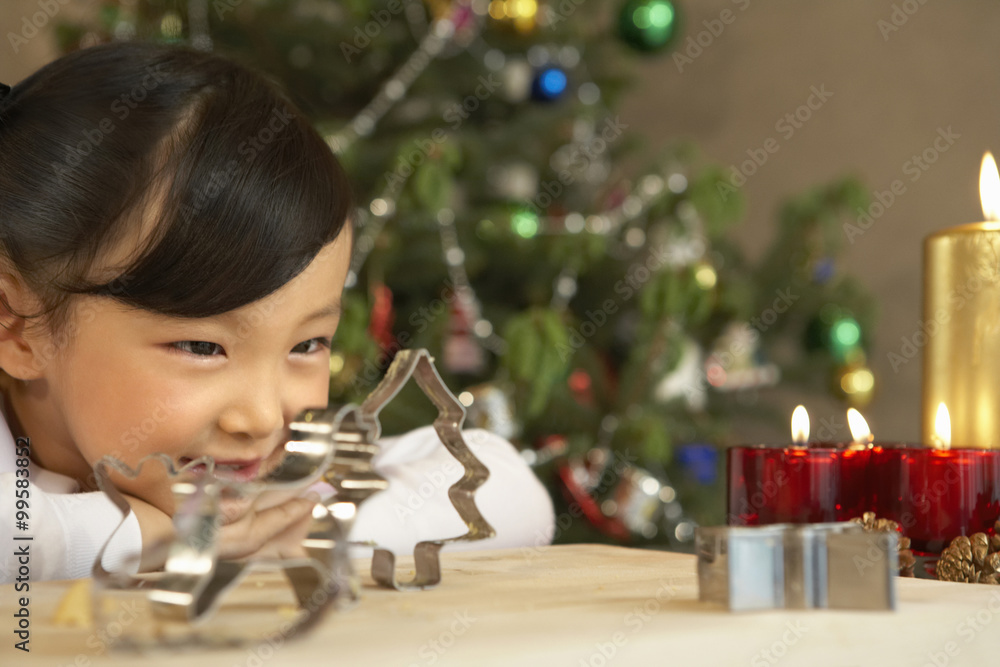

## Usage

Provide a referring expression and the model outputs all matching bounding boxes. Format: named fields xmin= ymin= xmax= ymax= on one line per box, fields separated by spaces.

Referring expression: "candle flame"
xmin=791 ymin=405 xmax=809 ymax=446
xmin=933 ymin=402 xmax=951 ymax=450
xmin=980 ymin=152 xmax=1000 ymax=221
xmin=847 ymin=408 xmax=872 ymax=445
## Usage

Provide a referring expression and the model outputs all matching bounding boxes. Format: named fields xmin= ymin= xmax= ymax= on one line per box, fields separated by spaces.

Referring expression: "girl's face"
xmin=8 ymin=228 xmax=352 ymax=508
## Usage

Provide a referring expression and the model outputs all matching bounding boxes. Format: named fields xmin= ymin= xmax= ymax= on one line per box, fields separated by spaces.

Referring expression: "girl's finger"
xmin=222 ymin=496 xmax=317 ymax=556
xmin=251 ymin=507 xmax=316 ymax=561
xmin=253 ymin=487 xmax=307 ymax=512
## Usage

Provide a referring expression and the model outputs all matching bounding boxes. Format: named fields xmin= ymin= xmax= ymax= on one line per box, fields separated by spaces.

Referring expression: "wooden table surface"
xmin=3 ymin=543 xmax=1000 ymax=666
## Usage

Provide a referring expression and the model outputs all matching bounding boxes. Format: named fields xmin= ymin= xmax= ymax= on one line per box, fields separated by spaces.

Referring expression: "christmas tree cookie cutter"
xmin=696 ymin=522 xmax=898 ymax=611
xmin=333 ymin=347 xmax=496 ymax=590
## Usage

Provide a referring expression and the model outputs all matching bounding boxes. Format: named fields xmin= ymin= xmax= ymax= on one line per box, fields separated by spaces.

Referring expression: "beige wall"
xmin=1 ymin=1 xmax=997 ymax=443
xmin=1 ymin=0 xmax=72 ymax=79
xmin=617 ymin=0 xmax=1000 ymax=443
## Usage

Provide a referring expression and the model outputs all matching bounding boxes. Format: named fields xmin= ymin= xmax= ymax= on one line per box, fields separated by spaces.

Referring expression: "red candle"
xmin=727 ymin=404 xmax=1000 ymax=556
xmin=874 ymin=403 xmax=999 ymax=553
xmin=727 ymin=444 xmax=871 ymax=525
xmin=727 ymin=406 xmax=872 ymax=525
xmin=873 ymin=449 xmax=1000 ymax=554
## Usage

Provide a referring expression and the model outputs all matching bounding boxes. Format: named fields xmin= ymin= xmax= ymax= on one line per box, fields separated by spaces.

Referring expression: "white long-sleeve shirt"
xmin=0 ymin=406 xmax=555 ymax=582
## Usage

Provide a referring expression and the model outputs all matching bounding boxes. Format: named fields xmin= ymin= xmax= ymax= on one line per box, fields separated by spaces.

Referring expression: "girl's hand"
xmin=122 ymin=489 xmax=319 ymax=572
xmin=214 ymin=491 xmax=319 ymax=561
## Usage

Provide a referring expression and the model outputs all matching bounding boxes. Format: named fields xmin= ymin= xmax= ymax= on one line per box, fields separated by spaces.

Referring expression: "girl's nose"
xmin=217 ymin=380 xmax=284 ymax=441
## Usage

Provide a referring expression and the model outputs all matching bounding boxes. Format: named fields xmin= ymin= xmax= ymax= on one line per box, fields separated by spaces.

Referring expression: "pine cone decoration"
xmin=849 ymin=512 xmax=915 ymax=577
xmin=936 ymin=519 xmax=1000 ymax=585
xmin=937 ymin=536 xmax=975 ymax=583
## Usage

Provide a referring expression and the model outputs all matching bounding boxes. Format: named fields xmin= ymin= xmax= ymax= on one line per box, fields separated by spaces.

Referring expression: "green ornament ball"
xmin=829 ymin=316 xmax=862 ymax=363
xmin=511 ymin=208 xmax=540 ymax=238
xmin=618 ymin=0 xmax=681 ymax=53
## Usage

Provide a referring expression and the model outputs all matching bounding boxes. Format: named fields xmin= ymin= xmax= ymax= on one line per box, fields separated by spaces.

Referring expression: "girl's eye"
xmin=292 ymin=337 xmax=332 ymax=355
xmin=169 ymin=337 xmax=332 ymax=357
xmin=171 ymin=340 xmax=223 ymax=357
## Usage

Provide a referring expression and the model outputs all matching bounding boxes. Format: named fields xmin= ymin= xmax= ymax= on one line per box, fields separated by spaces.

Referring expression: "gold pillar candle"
xmin=921 ymin=153 xmax=1000 ymax=448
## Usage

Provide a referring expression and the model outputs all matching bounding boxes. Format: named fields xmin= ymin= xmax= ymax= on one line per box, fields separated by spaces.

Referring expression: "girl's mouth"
xmin=178 ymin=456 xmax=263 ymax=483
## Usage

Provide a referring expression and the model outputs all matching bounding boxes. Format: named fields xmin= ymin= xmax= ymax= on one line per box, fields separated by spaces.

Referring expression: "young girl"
xmin=0 ymin=42 xmax=554 ymax=582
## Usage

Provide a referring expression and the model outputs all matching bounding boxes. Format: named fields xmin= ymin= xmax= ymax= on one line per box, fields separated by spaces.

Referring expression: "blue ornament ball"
xmin=531 ymin=66 xmax=569 ymax=102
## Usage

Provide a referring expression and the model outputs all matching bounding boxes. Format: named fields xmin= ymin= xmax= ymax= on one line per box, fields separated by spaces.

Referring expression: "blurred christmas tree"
xmin=57 ymin=0 xmax=877 ymax=550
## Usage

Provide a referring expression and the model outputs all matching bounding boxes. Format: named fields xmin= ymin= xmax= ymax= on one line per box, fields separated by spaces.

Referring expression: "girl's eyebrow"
xmin=206 ymin=299 xmax=342 ymax=327
xmin=299 ymin=300 xmax=342 ymax=325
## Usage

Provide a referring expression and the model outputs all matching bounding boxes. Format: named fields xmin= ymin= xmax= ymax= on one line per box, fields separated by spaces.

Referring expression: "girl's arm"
xmin=119 ymin=492 xmax=175 ymax=573
xmin=0 ymin=472 xmax=143 ymax=583
xmin=2 ymin=425 xmax=555 ymax=582
xmin=0 ymin=474 xmax=321 ymax=583
xmin=348 ymin=426 xmax=557 ymax=557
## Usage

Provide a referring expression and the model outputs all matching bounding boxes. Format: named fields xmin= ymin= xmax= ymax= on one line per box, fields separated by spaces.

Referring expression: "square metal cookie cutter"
xmin=696 ymin=522 xmax=898 ymax=611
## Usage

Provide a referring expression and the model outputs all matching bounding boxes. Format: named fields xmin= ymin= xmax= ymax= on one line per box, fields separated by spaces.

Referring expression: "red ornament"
xmin=555 ymin=462 xmax=631 ymax=542
xmin=368 ymin=283 xmax=396 ymax=351
xmin=568 ymin=368 xmax=594 ymax=406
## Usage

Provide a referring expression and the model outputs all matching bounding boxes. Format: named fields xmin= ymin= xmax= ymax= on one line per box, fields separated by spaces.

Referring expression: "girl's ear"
xmin=0 ymin=272 xmax=49 ymax=381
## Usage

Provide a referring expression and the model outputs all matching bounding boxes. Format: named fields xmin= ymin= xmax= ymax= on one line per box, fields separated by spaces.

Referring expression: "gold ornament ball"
xmin=159 ymin=11 xmax=184 ymax=41
xmin=693 ymin=262 xmax=717 ymax=290
xmin=488 ymin=0 xmax=538 ymax=33
xmin=833 ymin=364 xmax=875 ymax=408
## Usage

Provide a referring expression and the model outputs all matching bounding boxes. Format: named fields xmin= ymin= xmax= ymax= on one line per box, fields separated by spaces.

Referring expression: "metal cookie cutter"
xmin=696 ymin=522 xmax=898 ymax=611
xmin=321 ymin=348 xmax=496 ymax=590
xmin=90 ymin=405 xmax=352 ymax=646
xmin=88 ymin=348 xmax=495 ymax=647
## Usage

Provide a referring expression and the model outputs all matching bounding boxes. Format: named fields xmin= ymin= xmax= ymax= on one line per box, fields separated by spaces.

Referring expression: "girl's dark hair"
xmin=0 ymin=41 xmax=353 ymax=340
